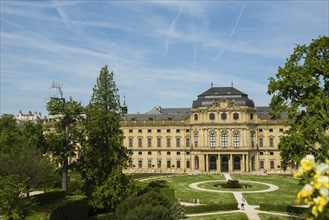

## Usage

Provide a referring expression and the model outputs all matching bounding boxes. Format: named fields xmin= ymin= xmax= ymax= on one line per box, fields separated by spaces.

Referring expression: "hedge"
xmin=33 ymin=189 xmax=66 ymax=205
xmin=184 ymin=202 xmax=238 ymax=214
xmin=260 ymin=203 xmax=307 ymax=215
xmin=49 ymin=196 xmax=88 ymax=220
xmin=160 ymin=188 xmax=175 ymax=204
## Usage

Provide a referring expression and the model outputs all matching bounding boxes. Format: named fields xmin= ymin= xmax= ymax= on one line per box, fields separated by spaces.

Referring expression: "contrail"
xmin=164 ymin=1 xmax=184 ymax=56
xmin=214 ymin=0 xmax=247 ymax=60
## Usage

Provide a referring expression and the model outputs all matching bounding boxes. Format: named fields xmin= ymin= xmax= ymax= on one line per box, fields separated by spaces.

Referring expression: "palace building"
xmin=121 ymin=86 xmax=289 ymax=173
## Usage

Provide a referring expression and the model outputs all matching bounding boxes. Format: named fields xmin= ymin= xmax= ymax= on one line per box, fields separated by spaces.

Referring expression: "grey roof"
xmin=124 ymin=107 xmax=191 ymax=121
xmin=193 ymin=87 xmax=254 ymax=108
xmin=256 ymin=106 xmax=288 ymax=119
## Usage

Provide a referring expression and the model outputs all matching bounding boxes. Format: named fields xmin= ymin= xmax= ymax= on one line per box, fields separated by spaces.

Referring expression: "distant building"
xmin=121 ymin=86 xmax=291 ymax=174
xmin=16 ymin=110 xmax=42 ymax=125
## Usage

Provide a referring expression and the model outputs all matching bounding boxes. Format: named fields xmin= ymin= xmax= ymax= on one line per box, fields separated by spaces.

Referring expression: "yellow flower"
xmin=312 ymin=205 xmax=319 ymax=217
xmin=301 ymin=155 xmax=315 ymax=171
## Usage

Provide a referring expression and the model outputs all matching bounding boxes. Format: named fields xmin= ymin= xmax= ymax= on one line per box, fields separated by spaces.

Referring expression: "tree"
xmin=268 ymin=36 xmax=329 ymax=166
xmin=46 ymin=81 xmax=84 ymax=192
xmin=78 ymin=65 xmax=130 ymax=212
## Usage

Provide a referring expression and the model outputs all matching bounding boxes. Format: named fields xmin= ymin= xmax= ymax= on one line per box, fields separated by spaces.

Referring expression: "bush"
xmin=33 ymin=189 xmax=65 ymax=205
xmin=49 ymin=196 xmax=88 ymax=220
xmin=184 ymin=202 xmax=238 ymax=214
xmin=160 ymin=188 xmax=175 ymax=205
xmin=68 ymin=179 xmax=84 ymax=195
xmin=259 ymin=203 xmax=306 ymax=214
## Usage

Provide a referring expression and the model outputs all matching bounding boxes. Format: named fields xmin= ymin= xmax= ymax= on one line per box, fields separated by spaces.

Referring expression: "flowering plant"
xmin=294 ymin=155 xmax=329 ymax=220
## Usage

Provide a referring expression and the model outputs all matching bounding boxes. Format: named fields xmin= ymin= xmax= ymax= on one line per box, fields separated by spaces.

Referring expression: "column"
xmin=229 ymin=154 xmax=233 ymax=172
xmin=217 ymin=154 xmax=221 ymax=173
xmin=241 ymin=154 xmax=245 ymax=172
xmin=256 ymin=153 xmax=259 ymax=171
xmin=246 ymin=154 xmax=249 ymax=172
xmin=205 ymin=154 xmax=209 ymax=172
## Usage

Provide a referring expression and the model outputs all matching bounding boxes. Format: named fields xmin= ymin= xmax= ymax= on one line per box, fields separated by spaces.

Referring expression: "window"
xmin=186 ymin=138 xmax=190 ymax=147
xmin=269 ymin=129 xmax=273 ymax=132
xmin=138 ymin=129 xmax=142 ymax=133
xmin=149 ymin=118 xmax=153 ymax=121
xmin=250 ymin=113 xmax=254 ymax=120
xmin=128 ymin=160 xmax=133 ymax=168
xmin=221 ymin=133 xmax=228 ymax=148
xmin=210 ymin=133 xmax=216 ymax=148
xmin=157 ymin=138 xmax=161 ymax=147
xmin=148 ymin=151 xmax=152 ymax=155
xmin=209 ymin=113 xmax=215 ymax=120
xmin=233 ymin=133 xmax=240 ymax=147
xmin=186 ymin=129 xmax=190 ymax=133
xmin=167 ymin=160 xmax=171 ymax=168
xmin=157 ymin=151 xmax=161 ymax=155
xmin=166 ymin=138 xmax=171 ymax=147
xmin=259 ymin=138 xmax=263 ymax=147
xmin=148 ymin=160 xmax=152 ymax=168
xmin=147 ymin=129 xmax=152 ymax=133
xmin=138 ymin=138 xmax=142 ymax=148
xmin=221 ymin=112 xmax=227 ymax=120
xmin=186 ymin=160 xmax=190 ymax=168
xmin=279 ymin=128 xmax=284 ymax=132
xmin=167 ymin=129 xmax=171 ymax=133
xmin=157 ymin=129 xmax=161 ymax=133
xmin=269 ymin=137 xmax=274 ymax=147
xmin=157 ymin=160 xmax=161 ymax=168
xmin=138 ymin=151 xmax=142 ymax=155
xmin=176 ymin=129 xmax=180 ymax=133
xmin=177 ymin=151 xmax=180 ymax=155
xmin=233 ymin=113 xmax=239 ymax=120
xmin=250 ymin=132 xmax=255 ymax=148
xmin=129 ymin=129 xmax=133 ymax=133
xmin=195 ymin=156 xmax=199 ymax=169
xmin=260 ymin=152 xmax=264 ymax=155
xmin=177 ymin=161 xmax=181 ymax=168
xmin=129 ymin=138 xmax=133 ymax=148
xmin=138 ymin=160 xmax=142 ymax=168
xmin=259 ymin=129 xmax=263 ymax=132
xmin=270 ymin=161 xmax=275 ymax=169
xmin=194 ymin=114 xmax=198 ymax=121
xmin=176 ymin=138 xmax=180 ymax=147
xmin=270 ymin=152 xmax=274 ymax=155
xmin=194 ymin=135 xmax=199 ymax=147
xmin=167 ymin=151 xmax=171 ymax=155
xmin=260 ymin=161 xmax=264 ymax=169
xmin=186 ymin=151 xmax=190 ymax=155
xmin=147 ymin=138 xmax=152 ymax=147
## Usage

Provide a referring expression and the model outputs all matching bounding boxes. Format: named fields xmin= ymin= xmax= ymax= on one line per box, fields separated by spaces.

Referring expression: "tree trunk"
xmin=62 ymin=116 xmax=69 ymax=193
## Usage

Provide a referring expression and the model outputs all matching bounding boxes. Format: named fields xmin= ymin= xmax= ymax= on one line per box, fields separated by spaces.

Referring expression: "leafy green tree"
xmin=46 ymin=81 xmax=84 ymax=192
xmin=268 ymin=36 xmax=329 ymax=166
xmin=78 ymin=65 xmax=131 ymax=212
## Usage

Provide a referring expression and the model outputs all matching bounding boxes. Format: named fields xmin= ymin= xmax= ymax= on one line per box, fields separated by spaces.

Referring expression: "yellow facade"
xmin=121 ymin=86 xmax=290 ymax=174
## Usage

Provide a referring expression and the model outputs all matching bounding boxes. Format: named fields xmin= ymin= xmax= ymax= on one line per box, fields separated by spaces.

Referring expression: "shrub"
xmin=49 ymin=196 xmax=88 ymax=220
xmin=33 ymin=189 xmax=65 ymax=205
xmin=259 ymin=203 xmax=306 ymax=214
xmin=67 ymin=179 xmax=84 ymax=195
xmin=184 ymin=202 xmax=238 ymax=214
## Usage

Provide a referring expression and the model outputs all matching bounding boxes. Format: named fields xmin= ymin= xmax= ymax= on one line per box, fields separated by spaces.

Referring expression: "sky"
xmin=1 ymin=0 xmax=328 ymax=117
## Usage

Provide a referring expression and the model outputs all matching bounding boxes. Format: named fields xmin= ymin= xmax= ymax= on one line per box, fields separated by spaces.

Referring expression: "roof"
xmin=256 ymin=106 xmax=288 ymax=119
xmin=193 ymin=86 xmax=254 ymax=108
xmin=124 ymin=107 xmax=191 ymax=121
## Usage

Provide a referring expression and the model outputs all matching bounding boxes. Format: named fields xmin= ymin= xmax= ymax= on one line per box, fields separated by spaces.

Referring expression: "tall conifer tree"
xmin=79 ymin=65 xmax=130 ymax=211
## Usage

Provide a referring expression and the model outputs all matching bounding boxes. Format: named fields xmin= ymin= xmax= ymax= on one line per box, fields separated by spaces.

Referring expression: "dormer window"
xmin=194 ymin=114 xmax=198 ymax=121
xmin=209 ymin=113 xmax=215 ymax=120
xmin=233 ymin=113 xmax=239 ymax=120
xmin=221 ymin=112 xmax=227 ymax=120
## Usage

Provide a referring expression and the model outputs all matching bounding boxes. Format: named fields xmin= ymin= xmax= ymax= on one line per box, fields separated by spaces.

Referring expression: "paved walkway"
xmin=186 ymin=173 xmax=297 ymax=220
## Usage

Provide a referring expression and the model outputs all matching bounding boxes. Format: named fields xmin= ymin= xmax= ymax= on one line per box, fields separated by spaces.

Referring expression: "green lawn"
xmin=187 ymin=212 xmax=248 ymax=220
xmin=231 ymin=174 xmax=302 ymax=205
xmin=162 ymin=174 xmax=237 ymax=204
xmin=259 ymin=213 xmax=304 ymax=220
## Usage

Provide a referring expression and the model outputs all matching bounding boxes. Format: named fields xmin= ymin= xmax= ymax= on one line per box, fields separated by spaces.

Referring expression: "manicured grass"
xmin=231 ymin=174 xmax=302 ymax=205
xmin=187 ymin=212 xmax=249 ymax=220
xmin=162 ymin=174 xmax=236 ymax=204
xmin=198 ymin=180 xmax=269 ymax=191
xmin=258 ymin=213 xmax=304 ymax=220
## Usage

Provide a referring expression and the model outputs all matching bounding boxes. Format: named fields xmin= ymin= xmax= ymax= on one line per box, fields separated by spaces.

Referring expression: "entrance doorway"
xmin=233 ymin=156 xmax=241 ymax=170
xmin=221 ymin=156 xmax=229 ymax=172
xmin=209 ymin=156 xmax=217 ymax=170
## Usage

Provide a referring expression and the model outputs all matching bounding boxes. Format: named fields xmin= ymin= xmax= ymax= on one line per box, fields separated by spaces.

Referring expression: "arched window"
xmin=210 ymin=133 xmax=216 ymax=148
xmin=195 ymin=156 xmax=199 ymax=169
xmin=177 ymin=151 xmax=181 ymax=155
xmin=194 ymin=135 xmax=199 ymax=147
xmin=221 ymin=112 xmax=227 ymax=120
xmin=209 ymin=113 xmax=215 ymax=120
xmin=221 ymin=133 xmax=228 ymax=148
xmin=250 ymin=131 xmax=255 ymax=148
xmin=194 ymin=114 xmax=198 ymax=121
xmin=233 ymin=133 xmax=240 ymax=147
xmin=233 ymin=113 xmax=239 ymax=120
xmin=233 ymin=156 xmax=241 ymax=170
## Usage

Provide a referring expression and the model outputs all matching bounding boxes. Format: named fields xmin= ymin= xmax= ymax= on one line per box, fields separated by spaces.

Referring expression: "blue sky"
xmin=1 ymin=0 xmax=328 ymax=116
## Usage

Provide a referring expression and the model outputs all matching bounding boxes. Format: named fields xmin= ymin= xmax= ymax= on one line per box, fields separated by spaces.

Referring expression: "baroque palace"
xmin=121 ymin=86 xmax=290 ymax=174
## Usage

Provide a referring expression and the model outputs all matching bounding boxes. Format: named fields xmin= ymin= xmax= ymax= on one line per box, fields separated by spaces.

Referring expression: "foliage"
xmin=46 ymin=81 xmax=84 ymax=192
xmin=33 ymin=190 xmax=66 ymax=205
xmin=67 ymin=179 xmax=84 ymax=195
xmin=294 ymin=155 xmax=329 ymax=220
xmin=259 ymin=203 xmax=306 ymax=214
xmin=78 ymin=66 xmax=131 ymax=211
xmin=0 ymin=175 xmax=35 ymax=220
xmin=184 ymin=202 xmax=238 ymax=214
xmin=267 ymin=36 xmax=329 ymax=165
